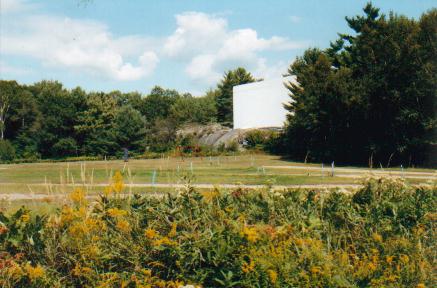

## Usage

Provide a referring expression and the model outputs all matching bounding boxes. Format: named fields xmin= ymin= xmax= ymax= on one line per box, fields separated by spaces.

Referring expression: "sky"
xmin=1 ymin=0 xmax=435 ymax=95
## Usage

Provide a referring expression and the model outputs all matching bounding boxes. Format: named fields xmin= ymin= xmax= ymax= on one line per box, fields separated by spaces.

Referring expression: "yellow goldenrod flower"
xmin=107 ymin=208 xmax=128 ymax=217
xmin=153 ymin=236 xmax=177 ymax=247
xmin=310 ymin=266 xmax=321 ymax=275
xmin=372 ymin=233 xmax=383 ymax=243
xmin=241 ymin=226 xmax=259 ymax=243
xmin=145 ymin=228 xmax=158 ymax=239
xmin=142 ymin=269 xmax=152 ymax=277
xmin=112 ymin=181 xmax=124 ymax=193
xmin=367 ymin=262 xmax=377 ymax=272
xmin=69 ymin=187 xmax=86 ymax=204
xmin=111 ymin=171 xmax=124 ymax=193
xmin=417 ymin=284 xmax=426 ymax=288
xmin=386 ymin=255 xmax=394 ymax=264
xmin=241 ymin=259 xmax=255 ymax=273
xmin=116 ymin=219 xmax=131 ymax=233
xmin=24 ymin=263 xmax=45 ymax=280
xmin=7 ymin=262 xmax=24 ymax=280
xmin=267 ymin=269 xmax=278 ymax=284
xmin=20 ymin=214 xmax=30 ymax=223
xmin=168 ymin=222 xmax=177 ymax=237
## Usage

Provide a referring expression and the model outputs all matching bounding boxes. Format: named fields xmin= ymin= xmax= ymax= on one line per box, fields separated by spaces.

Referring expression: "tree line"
xmin=280 ymin=4 xmax=436 ymax=167
xmin=0 ymin=68 xmax=255 ymax=161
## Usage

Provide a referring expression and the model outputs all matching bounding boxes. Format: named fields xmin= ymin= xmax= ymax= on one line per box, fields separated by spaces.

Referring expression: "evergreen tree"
xmin=216 ymin=67 xmax=255 ymax=125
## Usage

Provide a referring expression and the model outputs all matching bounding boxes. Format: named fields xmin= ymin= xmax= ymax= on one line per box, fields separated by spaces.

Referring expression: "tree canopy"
xmin=282 ymin=4 xmax=436 ymax=166
xmin=216 ymin=67 xmax=256 ymax=125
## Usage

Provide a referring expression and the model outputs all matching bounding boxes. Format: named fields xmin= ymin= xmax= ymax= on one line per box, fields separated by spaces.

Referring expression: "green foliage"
xmin=52 ymin=138 xmax=78 ymax=157
xmin=0 ymin=177 xmax=435 ymax=287
xmin=244 ymin=130 xmax=278 ymax=151
xmin=216 ymin=67 xmax=256 ymax=125
xmin=170 ymin=92 xmax=217 ymax=124
xmin=0 ymin=79 xmax=223 ymax=159
xmin=146 ymin=117 xmax=179 ymax=152
xmin=0 ymin=140 xmax=16 ymax=162
xmin=142 ymin=86 xmax=180 ymax=123
xmin=282 ymin=4 xmax=437 ymax=166
xmin=113 ymin=105 xmax=147 ymax=151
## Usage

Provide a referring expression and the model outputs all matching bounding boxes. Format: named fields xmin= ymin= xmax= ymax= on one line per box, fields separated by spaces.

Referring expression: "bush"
xmin=0 ymin=140 xmax=15 ymax=162
xmin=0 ymin=176 xmax=435 ymax=287
xmin=244 ymin=130 xmax=278 ymax=150
xmin=52 ymin=137 xmax=78 ymax=157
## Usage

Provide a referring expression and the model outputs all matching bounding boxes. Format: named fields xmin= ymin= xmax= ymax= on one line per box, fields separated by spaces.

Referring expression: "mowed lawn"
xmin=0 ymin=154 xmax=435 ymax=194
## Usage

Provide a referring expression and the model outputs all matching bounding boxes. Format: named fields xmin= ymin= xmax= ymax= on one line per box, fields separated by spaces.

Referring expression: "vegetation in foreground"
xmin=0 ymin=174 xmax=435 ymax=287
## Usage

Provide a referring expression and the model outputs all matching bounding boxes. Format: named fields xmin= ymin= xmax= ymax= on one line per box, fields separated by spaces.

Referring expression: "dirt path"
xmin=264 ymin=165 xmax=437 ymax=179
xmin=1 ymin=183 xmax=362 ymax=201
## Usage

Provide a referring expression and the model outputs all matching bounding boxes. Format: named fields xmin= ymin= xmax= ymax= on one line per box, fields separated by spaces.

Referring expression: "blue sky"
xmin=1 ymin=0 xmax=435 ymax=95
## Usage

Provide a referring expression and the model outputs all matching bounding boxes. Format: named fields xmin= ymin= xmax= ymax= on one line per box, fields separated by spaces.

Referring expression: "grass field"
xmin=0 ymin=154 xmax=435 ymax=201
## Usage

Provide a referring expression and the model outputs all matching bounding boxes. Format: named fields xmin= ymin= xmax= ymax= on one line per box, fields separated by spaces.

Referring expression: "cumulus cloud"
xmin=1 ymin=14 xmax=159 ymax=81
xmin=1 ymin=3 xmax=307 ymax=86
xmin=164 ymin=12 xmax=305 ymax=85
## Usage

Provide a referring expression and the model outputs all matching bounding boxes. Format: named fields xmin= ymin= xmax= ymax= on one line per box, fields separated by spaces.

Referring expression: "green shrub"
xmin=0 ymin=140 xmax=16 ymax=162
xmin=244 ymin=130 xmax=278 ymax=150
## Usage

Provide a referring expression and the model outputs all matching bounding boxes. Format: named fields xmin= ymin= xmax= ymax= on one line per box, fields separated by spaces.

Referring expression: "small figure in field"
xmin=123 ymin=148 xmax=129 ymax=162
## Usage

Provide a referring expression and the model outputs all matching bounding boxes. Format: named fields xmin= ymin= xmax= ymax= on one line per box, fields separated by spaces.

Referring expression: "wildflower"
xmin=7 ymin=262 xmax=24 ymax=279
xmin=241 ymin=259 xmax=255 ymax=273
xmin=145 ymin=228 xmax=158 ymax=239
xmin=112 ymin=171 xmax=124 ymax=193
xmin=142 ymin=269 xmax=152 ymax=277
xmin=69 ymin=222 xmax=89 ymax=237
xmin=116 ymin=219 xmax=131 ymax=233
xmin=399 ymin=254 xmax=409 ymax=264
xmin=310 ymin=266 xmax=321 ymax=275
xmin=267 ymin=269 xmax=278 ymax=284
xmin=20 ymin=213 xmax=30 ymax=223
xmin=69 ymin=188 xmax=86 ymax=204
xmin=168 ymin=222 xmax=177 ymax=237
xmin=386 ymin=255 xmax=394 ymax=264
xmin=372 ymin=232 xmax=383 ymax=243
xmin=113 ymin=181 xmax=124 ymax=193
xmin=153 ymin=236 xmax=177 ymax=247
xmin=113 ymin=171 xmax=123 ymax=183
xmin=24 ymin=263 xmax=45 ymax=280
xmin=417 ymin=284 xmax=426 ymax=288
xmin=367 ymin=262 xmax=377 ymax=272
xmin=294 ymin=238 xmax=304 ymax=246
xmin=241 ymin=226 xmax=260 ymax=243
xmin=107 ymin=208 xmax=128 ymax=217
xmin=71 ymin=264 xmax=93 ymax=277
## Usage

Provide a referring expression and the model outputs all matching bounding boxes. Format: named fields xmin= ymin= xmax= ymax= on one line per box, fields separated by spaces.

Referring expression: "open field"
xmin=0 ymin=154 xmax=435 ymax=207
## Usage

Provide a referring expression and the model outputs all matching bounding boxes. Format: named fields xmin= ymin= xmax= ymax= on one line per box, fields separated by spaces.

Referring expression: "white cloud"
xmin=165 ymin=12 xmax=305 ymax=85
xmin=1 ymin=6 xmax=306 ymax=87
xmin=1 ymin=14 xmax=159 ymax=81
